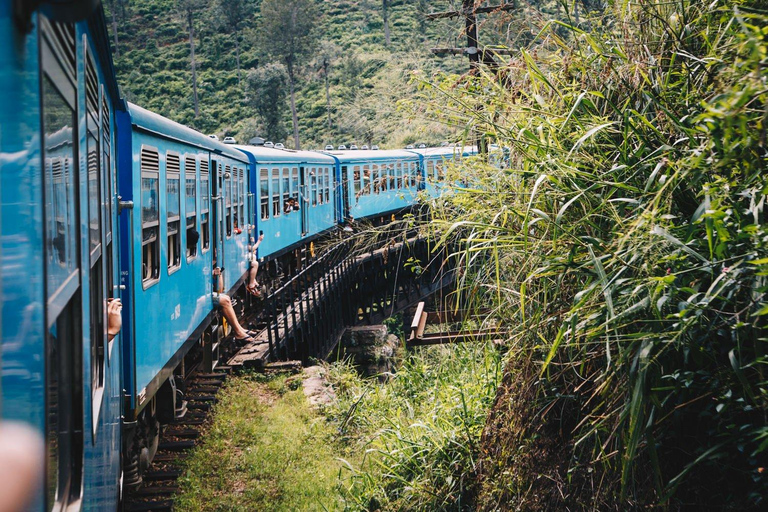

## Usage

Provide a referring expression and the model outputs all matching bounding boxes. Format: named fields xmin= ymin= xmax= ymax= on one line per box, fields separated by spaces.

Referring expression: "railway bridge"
xmin=227 ymin=236 xmax=456 ymax=370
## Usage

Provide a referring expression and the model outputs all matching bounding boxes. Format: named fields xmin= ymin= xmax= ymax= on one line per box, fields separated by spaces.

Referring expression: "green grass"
xmin=325 ymin=341 xmax=504 ymax=511
xmin=175 ymin=374 xmax=353 ymax=512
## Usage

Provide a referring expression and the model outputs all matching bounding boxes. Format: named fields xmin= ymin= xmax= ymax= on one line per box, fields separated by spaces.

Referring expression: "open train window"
xmin=325 ymin=168 xmax=331 ymax=203
xmin=141 ymin=147 xmax=161 ymax=287
xmin=200 ymin=159 xmax=210 ymax=252
xmin=225 ymin=165 xmax=233 ymax=237
xmin=311 ymin=168 xmax=318 ymax=206
xmin=185 ymin=156 xmax=198 ymax=259
xmin=260 ymin=169 xmax=269 ymax=220
xmin=353 ymin=166 xmax=361 ymax=198
xmin=388 ymin=164 xmax=395 ymax=190
xmin=427 ymin=160 xmax=435 ymax=182
xmin=41 ymin=16 xmax=84 ymax=512
xmin=282 ymin=168 xmax=290 ymax=212
xmin=272 ymin=167 xmax=281 ymax=217
xmin=436 ymin=161 xmax=445 ymax=181
xmin=291 ymin=167 xmax=299 ymax=203
xmin=167 ymin=152 xmax=181 ymax=272
xmin=238 ymin=167 xmax=245 ymax=230
xmin=85 ymin=44 xmax=108 ymax=425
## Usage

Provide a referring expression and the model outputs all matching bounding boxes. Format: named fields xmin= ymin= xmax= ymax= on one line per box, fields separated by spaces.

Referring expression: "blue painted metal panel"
xmin=0 ymin=11 xmax=47 ymax=507
xmin=1 ymin=4 xmax=125 ymax=510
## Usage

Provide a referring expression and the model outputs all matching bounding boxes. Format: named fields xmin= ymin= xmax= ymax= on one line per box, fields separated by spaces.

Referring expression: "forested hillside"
xmin=104 ymin=0 xmax=478 ymax=148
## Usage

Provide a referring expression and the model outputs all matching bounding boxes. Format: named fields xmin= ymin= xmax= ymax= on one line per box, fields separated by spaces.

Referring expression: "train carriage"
xmin=116 ymin=103 xmax=252 ymax=483
xmin=0 ymin=1 xmax=124 ymax=509
xmin=409 ymin=145 xmax=478 ymax=197
xmin=325 ymin=149 xmax=422 ymax=223
xmin=236 ymin=145 xmax=337 ymax=260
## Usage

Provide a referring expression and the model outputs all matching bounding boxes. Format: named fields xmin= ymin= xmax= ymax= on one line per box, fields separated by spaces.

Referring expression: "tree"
xmin=314 ymin=41 xmax=340 ymax=133
xmin=256 ymin=0 xmax=319 ymax=150
xmin=382 ymin=0 xmax=391 ymax=46
xmin=176 ymin=0 xmax=207 ymax=119
xmin=246 ymin=63 xmax=290 ymax=143
xmin=215 ymin=0 xmax=255 ymax=91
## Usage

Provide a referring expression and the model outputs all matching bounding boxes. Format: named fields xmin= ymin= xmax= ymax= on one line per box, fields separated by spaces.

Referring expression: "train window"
xmin=224 ymin=165 xmax=233 ymax=237
xmin=282 ymin=168 xmax=290 ymax=211
xmin=361 ymin=165 xmax=370 ymax=196
xmin=436 ymin=161 xmax=445 ymax=181
xmin=185 ymin=156 xmax=198 ymax=259
xmin=41 ymin=17 xmax=84 ymax=512
xmin=389 ymin=164 xmax=396 ymax=190
xmin=311 ymin=168 xmax=318 ymax=206
xmin=410 ymin=162 xmax=417 ymax=187
xmin=291 ymin=167 xmax=299 ymax=202
xmin=101 ymin=91 xmax=115 ymax=361
xmin=200 ymin=159 xmax=210 ymax=252
xmin=427 ymin=160 xmax=435 ymax=182
xmin=167 ymin=153 xmax=181 ymax=272
xmin=353 ymin=166 xmax=361 ymax=197
xmin=325 ymin=168 xmax=331 ymax=203
xmin=260 ymin=169 xmax=269 ymax=220
xmin=238 ymin=168 xmax=245 ymax=230
xmin=272 ymin=168 xmax=281 ymax=217
xmin=85 ymin=49 xmax=107 ymax=414
xmin=372 ymin=164 xmax=380 ymax=194
xmin=141 ymin=147 xmax=161 ymax=287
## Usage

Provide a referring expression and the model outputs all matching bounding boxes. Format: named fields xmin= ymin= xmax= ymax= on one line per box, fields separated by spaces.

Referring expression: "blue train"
xmin=0 ymin=1 xmax=475 ymax=509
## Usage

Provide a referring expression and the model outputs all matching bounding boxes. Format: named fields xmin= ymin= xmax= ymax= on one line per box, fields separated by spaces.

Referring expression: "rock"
xmin=340 ymin=326 xmax=401 ymax=380
xmin=303 ymin=366 xmax=336 ymax=407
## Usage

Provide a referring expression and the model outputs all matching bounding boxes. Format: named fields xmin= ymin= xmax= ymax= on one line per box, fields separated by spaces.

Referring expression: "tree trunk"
xmin=288 ymin=70 xmax=300 ymax=149
xmin=382 ymin=0 xmax=391 ymax=46
xmin=109 ymin=0 xmax=119 ymax=57
xmin=324 ymin=60 xmax=332 ymax=131
xmin=187 ymin=10 xmax=200 ymax=118
xmin=234 ymin=28 xmax=242 ymax=91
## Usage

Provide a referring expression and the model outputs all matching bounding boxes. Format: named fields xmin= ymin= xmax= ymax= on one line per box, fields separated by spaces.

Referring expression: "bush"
xmin=413 ymin=1 xmax=768 ymax=509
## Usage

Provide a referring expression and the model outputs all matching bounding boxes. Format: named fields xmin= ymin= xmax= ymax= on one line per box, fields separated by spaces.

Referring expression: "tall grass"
xmin=325 ymin=342 xmax=503 ymax=510
xmin=406 ymin=0 xmax=768 ymax=508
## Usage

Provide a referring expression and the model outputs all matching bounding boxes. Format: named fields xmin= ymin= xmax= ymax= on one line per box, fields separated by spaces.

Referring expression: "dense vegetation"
xmin=105 ymin=0 xmax=476 ymax=148
xmin=409 ymin=0 xmax=768 ymax=509
xmin=326 ymin=342 xmax=503 ymax=510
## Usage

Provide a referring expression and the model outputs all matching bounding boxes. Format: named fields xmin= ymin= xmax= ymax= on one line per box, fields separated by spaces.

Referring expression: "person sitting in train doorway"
xmin=212 ymin=252 xmax=258 ymax=343
xmin=246 ymin=233 xmax=265 ymax=297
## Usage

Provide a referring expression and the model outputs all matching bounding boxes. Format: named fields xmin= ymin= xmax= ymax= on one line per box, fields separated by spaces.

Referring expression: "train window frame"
xmin=100 ymin=87 xmax=116 ymax=363
xmin=282 ymin=167 xmax=290 ymax=213
xmin=353 ymin=165 xmax=361 ymax=198
xmin=291 ymin=167 xmax=299 ymax=203
xmin=85 ymin=40 xmax=108 ymax=435
xmin=260 ymin=168 xmax=269 ymax=221
xmin=40 ymin=17 xmax=85 ymax=511
xmin=185 ymin=155 xmax=198 ymax=261
xmin=311 ymin=168 xmax=318 ymax=207
xmin=141 ymin=145 xmax=161 ymax=289
xmin=166 ymin=152 xmax=182 ymax=274
xmin=325 ymin=167 xmax=331 ymax=204
xmin=200 ymin=159 xmax=210 ymax=253
xmin=238 ymin=167 xmax=245 ymax=231
xmin=272 ymin=167 xmax=281 ymax=217
xmin=224 ymin=164 xmax=233 ymax=238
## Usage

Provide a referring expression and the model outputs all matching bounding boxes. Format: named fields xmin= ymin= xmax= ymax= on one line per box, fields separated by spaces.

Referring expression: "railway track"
xmin=123 ymin=368 xmax=230 ymax=512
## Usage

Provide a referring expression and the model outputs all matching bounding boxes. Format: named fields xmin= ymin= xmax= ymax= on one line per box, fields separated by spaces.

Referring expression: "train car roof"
xmin=322 ymin=149 xmax=420 ymax=163
xmin=408 ymin=145 xmax=478 ymax=158
xmin=234 ymin=145 xmax=336 ymax=165
xmin=126 ymin=102 xmax=248 ymax=162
